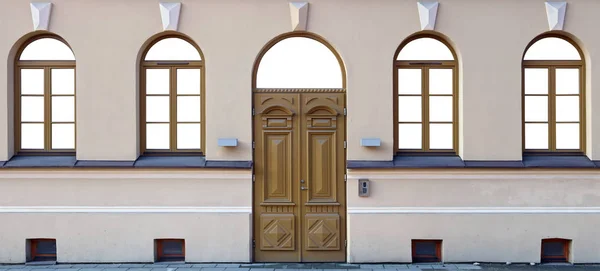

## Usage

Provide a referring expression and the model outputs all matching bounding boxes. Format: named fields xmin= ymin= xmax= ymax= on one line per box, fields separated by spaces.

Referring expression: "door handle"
xmin=300 ymin=179 xmax=308 ymax=190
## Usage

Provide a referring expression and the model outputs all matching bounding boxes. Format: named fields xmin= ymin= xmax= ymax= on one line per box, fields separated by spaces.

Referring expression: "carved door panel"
xmin=253 ymin=93 xmax=300 ymax=262
xmin=299 ymin=93 xmax=346 ymax=262
xmin=253 ymin=93 xmax=346 ymax=262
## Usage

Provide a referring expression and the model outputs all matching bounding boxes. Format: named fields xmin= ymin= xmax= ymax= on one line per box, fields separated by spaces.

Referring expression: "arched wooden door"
xmin=253 ymin=91 xmax=346 ymax=262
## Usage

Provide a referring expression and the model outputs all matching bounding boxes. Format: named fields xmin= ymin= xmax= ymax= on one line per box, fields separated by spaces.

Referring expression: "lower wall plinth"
xmin=347 ymin=213 xmax=600 ymax=263
xmin=0 ymin=212 xmax=252 ymax=263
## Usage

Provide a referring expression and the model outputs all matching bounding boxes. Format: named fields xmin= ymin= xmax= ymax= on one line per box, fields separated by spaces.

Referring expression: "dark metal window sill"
xmin=3 ymin=155 xmax=77 ymax=168
xmin=348 ymin=154 xmax=597 ymax=169
xmin=1 ymin=155 xmax=252 ymax=169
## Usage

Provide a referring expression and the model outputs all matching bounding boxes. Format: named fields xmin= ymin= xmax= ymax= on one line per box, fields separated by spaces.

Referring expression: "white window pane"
xmin=398 ymin=69 xmax=421 ymax=94
xmin=525 ymin=96 xmax=548 ymax=122
xmin=177 ymin=69 xmax=201 ymax=94
xmin=556 ymin=123 xmax=580 ymax=149
xmin=398 ymin=96 xmax=421 ymax=122
xmin=21 ymin=69 xmax=44 ymax=95
xmin=177 ymin=96 xmax=201 ymax=122
xmin=525 ymin=123 xmax=548 ymax=150
xmin=429 ymin=69 xmax=453 ymax=94
xmin=556 ymin=96 xmax=579 ymax=122
xmin=21 ymin=97 xmax=44 ymax=122
xmin=177 ymin=123 xmax=201 ymax=149
xmin=429 ymin=96 xmax=453 ymax=122
xmin=146 ymin=96 xmax=170 ymax=122
xmin=430 ymin=124 xmax=453 ymax=149
xmin=397 ymin=38 xmax=454 ymax=60
xmin=256 ymin=37 xmax=343 ymax=88
xmin=145 ymin=38 xmax=201 ymax=61
xmin=146 ymin=69 xmax=170 ymax=95
xmin=52 ymin=96 xmax=75 ymax=122
xmin=51 ymin=69 xmax=75 ymax=95
xmin=19 ymin=38 xmax=75 ymax=61
xmin=556 ymin=69 xmax=580 ymax=94
xmin=21 ymin=123 xmax=44 ymax=149
xmin=398 ymin=123 xmax=422 ymax=149
xmin=146 ymin=123 xmax=169 ymax=149
xmin=51 ymin=123 xmax=74 ymax=149
xmin=525 ymin=69 xmax=548 ymax=94
xmin=524 ymin=37 xmax=581 ymax=60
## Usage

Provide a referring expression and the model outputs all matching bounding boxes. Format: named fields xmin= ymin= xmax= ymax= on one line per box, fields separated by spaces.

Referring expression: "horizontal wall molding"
xmin=0 ymin=206 xmax=252 ymax=213
xmin=0 ymin=172 xmax=251 ymax=180
xmin=347 ymin=173 xmax=600 ymax=181
xmin=348 ymin=207 xmax=600 ymax=214
xmin=6 ymin=206 xmax=600 ymax=214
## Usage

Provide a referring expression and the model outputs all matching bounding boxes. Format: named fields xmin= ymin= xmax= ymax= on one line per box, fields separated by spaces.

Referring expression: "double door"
xmin=253 ymin=92 xmax=346 ymax=262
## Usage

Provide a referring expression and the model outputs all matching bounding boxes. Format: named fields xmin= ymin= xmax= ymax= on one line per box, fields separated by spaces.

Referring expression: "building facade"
xmin=1 ymin=0 xmax=600 ymax=264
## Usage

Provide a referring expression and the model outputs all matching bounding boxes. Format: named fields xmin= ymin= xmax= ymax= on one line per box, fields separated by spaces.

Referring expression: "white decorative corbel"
xmin=159 ymin=2 xmax=181 ymax=31
xmin=289 ymin=2 xmax=309 ymax=31
xmin=30 ymin=2 xmax=52 ymax=31
xmin=545 ymin=2 xmax=567 ymax=31
xmin=417 ymin=1 xmax=439 ymax=31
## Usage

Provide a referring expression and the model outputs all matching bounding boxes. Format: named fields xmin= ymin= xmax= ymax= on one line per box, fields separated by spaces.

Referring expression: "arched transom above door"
xmin=254 ymin=33 xmax=346 ymax=92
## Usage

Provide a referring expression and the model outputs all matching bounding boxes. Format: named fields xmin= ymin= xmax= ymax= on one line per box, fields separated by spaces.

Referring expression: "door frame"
xmin=250 ymin=32 xmax=348 ymax=263
xmin=251 ymin=92 xmax=348 ymax=263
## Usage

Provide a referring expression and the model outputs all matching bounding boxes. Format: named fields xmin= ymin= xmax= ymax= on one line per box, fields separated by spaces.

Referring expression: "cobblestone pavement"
xmin=0 ymin=263 xmax=599 ymax=271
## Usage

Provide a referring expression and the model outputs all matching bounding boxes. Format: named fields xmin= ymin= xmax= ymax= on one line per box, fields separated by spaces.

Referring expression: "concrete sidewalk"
xmin=0 ymin=263 xmax=599 ymax=271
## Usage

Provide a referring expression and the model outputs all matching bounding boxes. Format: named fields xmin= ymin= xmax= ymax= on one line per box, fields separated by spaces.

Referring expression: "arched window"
xmin=140 ymin=36 xmax=204 ymax=153
xmin=16 ymin=35 xmax=76 ymax=153
xmin=255 ymin=36 xmax=344 ymax=89
xmin=523 ymin=35 xmax=584 ymax=153
xmin=394 ymin=35 xmax=457 ymax=153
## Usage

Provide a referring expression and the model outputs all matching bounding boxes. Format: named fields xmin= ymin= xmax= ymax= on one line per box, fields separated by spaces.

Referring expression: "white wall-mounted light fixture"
xmin=360 ymin=138 xmax=381 ymax=147
xmin=218 ymin=138 xmax=238 ymax=147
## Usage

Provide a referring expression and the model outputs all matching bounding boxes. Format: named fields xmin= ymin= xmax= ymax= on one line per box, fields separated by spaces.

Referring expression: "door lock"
xmin=300 ymin=179 xmax=305 ymax=183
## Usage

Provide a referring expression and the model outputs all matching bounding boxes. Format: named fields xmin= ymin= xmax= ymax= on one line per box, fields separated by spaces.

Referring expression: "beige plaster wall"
xmin=347 ymin=169 xmax=600 ymax=207
xmin=0 ymin=169 xmax=251 ymax=206
xmin=0 ymin=0 xmax=598 ymax=161
xmin=346 ymin=169 xmax=600 ymax=263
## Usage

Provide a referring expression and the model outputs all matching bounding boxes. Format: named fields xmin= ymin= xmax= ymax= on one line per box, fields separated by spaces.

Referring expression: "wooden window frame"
xmin=140 ymin=34 xmax=205 ymax=155
xmin=541 ymin=238 xmax=570 ymax=263
xmin=15 ymin=35 xmax=76 ymax=155
xmin=393 ymin=33 xmax=458 ymax=154
xmin=29 ymin=238 xmax=57 ymax=262
xmin=155 ymin=239 xmax=185 ymax=262
xmin=522 ymin=35 xmax=585 ymax=155
xmin=411 ymin=239 xmax=442 ymax=263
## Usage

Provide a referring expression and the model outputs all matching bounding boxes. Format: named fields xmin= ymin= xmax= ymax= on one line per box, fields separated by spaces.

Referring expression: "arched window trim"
xmin=140 ymin=33 xmax=205 ymax=154
xmin=144 ymin=37 xmax=202 ymax=61
xmin=393 ymin=33 xmax=459 ymax=154
xmin=252 ymin=32 xmax=347 ymax=92
xmin=522 ymin=33 xmax=585 ymax=154
xmin=15 ymin=34 xmax=76 ymax=154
